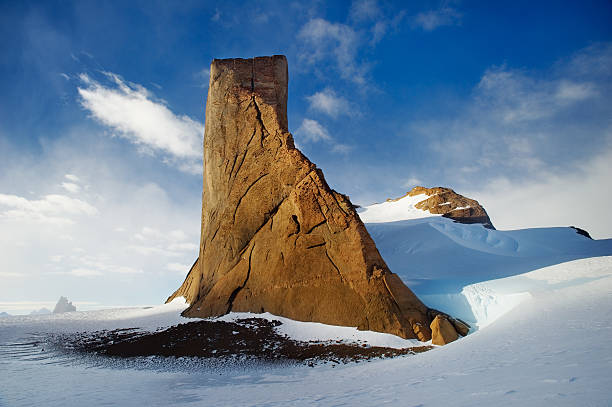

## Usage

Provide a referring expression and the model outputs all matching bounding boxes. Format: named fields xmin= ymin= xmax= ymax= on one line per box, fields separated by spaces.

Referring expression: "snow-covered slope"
xmin=358 ymin=192 xmax=436 ymax=223
xmin=360 ymin=194 xmax=612 ymax=327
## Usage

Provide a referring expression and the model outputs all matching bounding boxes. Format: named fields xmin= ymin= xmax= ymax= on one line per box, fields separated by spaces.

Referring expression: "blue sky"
xmin=1 ymin=0 xmax=611 ymax=313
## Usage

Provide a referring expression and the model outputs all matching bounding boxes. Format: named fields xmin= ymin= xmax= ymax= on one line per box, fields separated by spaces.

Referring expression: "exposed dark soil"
xmin=49 ymin=318 xmax=431 ymax=366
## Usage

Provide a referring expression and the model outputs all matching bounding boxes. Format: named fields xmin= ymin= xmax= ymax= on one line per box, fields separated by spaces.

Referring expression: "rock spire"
xmin=167 ymin=55 xmax=432 ymax=340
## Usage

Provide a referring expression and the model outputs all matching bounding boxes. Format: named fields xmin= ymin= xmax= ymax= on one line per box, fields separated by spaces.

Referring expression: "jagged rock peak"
xmin=397 ymin=186 xmax=495 ymax=229
xmin=167 ymin=55 xmax=433 ymax=340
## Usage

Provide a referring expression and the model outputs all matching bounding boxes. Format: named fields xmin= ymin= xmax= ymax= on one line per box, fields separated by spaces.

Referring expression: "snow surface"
xmin=357 ymin=192 xmax=435 ymax=223
xmin=2 ymin=193 xmax=612 ymax=406
xmin=2 ymin=257 xmax=612 ymax=406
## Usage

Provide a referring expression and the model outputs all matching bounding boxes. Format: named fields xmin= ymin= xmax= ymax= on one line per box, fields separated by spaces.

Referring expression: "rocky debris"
xmin=53 ymin=296 xmax=76 ymax=314
xmin=167 ymin=55 xmax=432 ymax=341
xmin=47 ymin=318 xmax=432 ymax=365
xmin=398 ymin=186 xmax=494 ymax=229
xmin=430 ymin=314 xmax=459 ymax=346
xmin=570 ymin=226 xmax=593 ymax=239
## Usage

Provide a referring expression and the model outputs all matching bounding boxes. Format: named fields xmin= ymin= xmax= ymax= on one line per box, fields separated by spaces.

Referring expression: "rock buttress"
xmin=167 ymin=55 xmax=431 ymax=340
xmin=405 ymin=186 xmax=494 ymax=229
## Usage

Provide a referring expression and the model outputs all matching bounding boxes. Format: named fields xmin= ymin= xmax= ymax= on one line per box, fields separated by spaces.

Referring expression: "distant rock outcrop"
xmin=53 ymin=297 xmax=76 ymax=313
xmin=397 ymin=186 xmax=494 ymax=229
xmin=167 ymin=55 xmax=433 ymax=340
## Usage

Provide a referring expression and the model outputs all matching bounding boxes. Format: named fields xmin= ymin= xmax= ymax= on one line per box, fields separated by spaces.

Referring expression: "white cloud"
xmin=349 ymin=0 xmax=381 ymax=22
xmin=0 ymin=193 xmax=97 ymax=224
xmin=294 ymin=119 xmax=353 ymax=155
xmin=470 ymin=145 xmax=612 ymax=239
xmin=166 ymin=262 xmax=191 ymax=274
xmin=306 ymin=88 xmax=351 ymax=118
xmin=295 ymin=119 xmax=332 ymax=143
xmin=298 ymin=18 xmax=367 ymax=84
xmin=0 ymin=135 xmax=201 ymax=307
xmin=403 ymin=177 xmax=423 ymax=188
xmin=401 ymin=43 xmax=612 ymax=239
xmin=69 ymin=268 xmax=103 ymax=277
xmin=65 ymin=174 xmax=80 ymax=182
xmin=331 ymin=143 xmax=353 ymax=154
xmin=371 ymin=20 xmax=388 ymax=45
xmin=474 ymin=67 xmax=597 ymax=123
xmin=61 ymin=182 xmax=80 ymax=193
xmin=0 ymin=272 xmax=23 ymax=278
xmin=196 ymin=67 xmax=211 ymax=88
xmin=555 ymin=80 xmax=596 ymax=102
xmin=412 ymin=6 xmax=461 ymax=31
xmin=111 ymin=266 xmax=144 ymax=274
xmin=167 ymin=242 xmax=198 ymax=252
xmin=410 ymin=43 xmax=612 ymax=185
xmin=77 ymin=72 xmax=203 ymax=173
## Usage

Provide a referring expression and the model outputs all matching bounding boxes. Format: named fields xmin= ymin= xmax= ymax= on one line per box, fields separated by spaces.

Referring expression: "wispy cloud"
xmin=68 ymin=268 xmax=103 ymax=277
xmin=410 ymin=43 xmax=612 ymax=184
xmin=166 ymin=262 xmax=191 ymax=274
xmin=349 ymin=0 xmax=381 ymax=22
xmin=77 ymin=72 xmax=203 ymax=174
xmin=195 ymin=67 xmax=211 ymax=88
xmin=412 ymin=5 xmax=462 ymax=31
xmin=306 ymin=88 xmax=352 ymax=118
xmin=61 ymin=182 xmax=80 ymax=193
xmin=295 ymin=119 xmax=332 ymax=143
xmin=0 ymin=193 xmax=97 ymax=224
xmin=406 ymin=42 xmax=612 ymax=238
xmin=294 ymin=119 xmax=352 ymax=154
xmin=297 ymin=18 xmax=367 ymax=84
xmin=0 ymin=272 xmax=23 ymax=278
xmin=403 ymin=177 xmax=423 ymax=188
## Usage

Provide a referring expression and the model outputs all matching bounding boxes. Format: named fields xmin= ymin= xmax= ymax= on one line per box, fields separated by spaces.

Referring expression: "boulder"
xmin=430 ymin=314 xmax=459 ymax=345
xmin=167 ymin=55 xmax=432 ymax=340
xmin=427 ymin=308 xmax=470 ymax=337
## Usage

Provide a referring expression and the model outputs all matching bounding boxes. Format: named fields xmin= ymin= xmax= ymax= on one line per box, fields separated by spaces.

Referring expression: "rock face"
xmin=167 ymin=55 xmax=432 ymax=340
xmin=53 ymin=296 xmax=76 ymax=313
xmin=400 ymin=186 xmax=494 ymax=229
xmin=430 ymin=314 xmax=459 ymax=345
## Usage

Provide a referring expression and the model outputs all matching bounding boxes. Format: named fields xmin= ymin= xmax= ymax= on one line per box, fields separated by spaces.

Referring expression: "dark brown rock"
xmin=167 ymin=55 xmax=432 ymax=340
